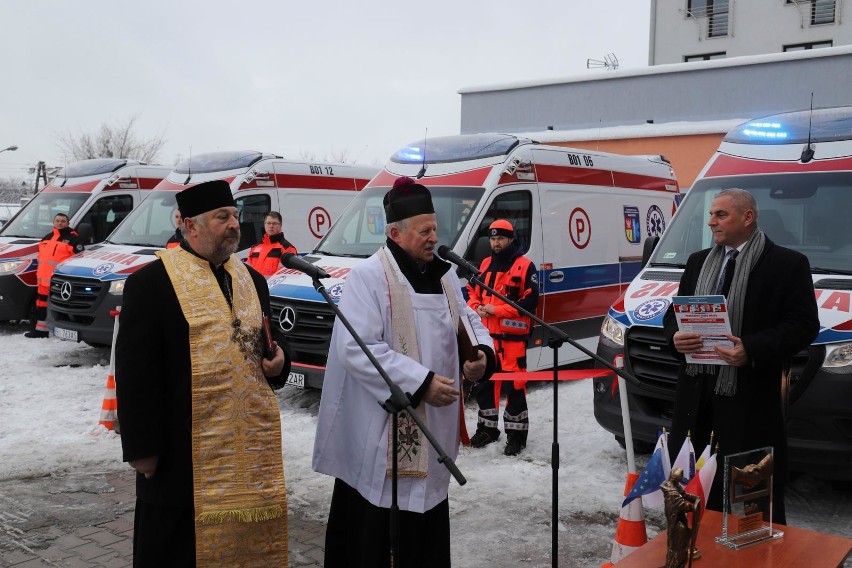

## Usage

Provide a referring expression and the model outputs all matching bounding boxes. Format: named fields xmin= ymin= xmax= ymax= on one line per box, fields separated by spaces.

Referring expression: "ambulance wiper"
xmin=811 ymin=266 xmax=852 ymax=276
xmin=649 ymin=262 xmax=687 ymax=269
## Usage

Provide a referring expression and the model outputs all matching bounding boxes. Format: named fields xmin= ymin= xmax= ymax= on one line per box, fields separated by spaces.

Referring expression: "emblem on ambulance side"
xmin=646 ymin=205 xmax=666 ymax=237
xmin=624 ymin=206 xmax=641 ymax=244
xmin=633 ymin=298 xmax=670 ymax=322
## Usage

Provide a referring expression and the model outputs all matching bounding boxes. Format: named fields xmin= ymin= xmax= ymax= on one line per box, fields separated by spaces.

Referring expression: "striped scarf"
xmin=686 ymin=229 xmax=766 ymax=396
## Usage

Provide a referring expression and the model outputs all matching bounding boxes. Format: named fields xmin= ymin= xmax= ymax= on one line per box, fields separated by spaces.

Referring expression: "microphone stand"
xmin=454 ymin=261 xmax=638 ymax=568
xmin=310 ymin=275 xmax=467 ymax=567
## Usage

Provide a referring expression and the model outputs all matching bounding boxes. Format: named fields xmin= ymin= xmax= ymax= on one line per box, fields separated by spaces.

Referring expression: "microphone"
xmin=437 ymin=245 xmax=480 ymax=276
xmin=282 ymin=253 xmax=330 ymax=280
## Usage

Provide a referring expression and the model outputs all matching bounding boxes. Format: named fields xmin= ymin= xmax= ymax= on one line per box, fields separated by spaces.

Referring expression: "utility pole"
xmin=33 ymin=161 xmax=48 ymax=194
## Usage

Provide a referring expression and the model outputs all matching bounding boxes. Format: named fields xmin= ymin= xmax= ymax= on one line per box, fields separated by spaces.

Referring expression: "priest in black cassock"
xmin=116 ymin=179 xmax=291 ymax=567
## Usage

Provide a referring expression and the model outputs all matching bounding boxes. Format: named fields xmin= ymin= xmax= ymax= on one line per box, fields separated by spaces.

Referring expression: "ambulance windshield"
xmin=649 ymin=172 xmax=852 ymax=274
xmin=107 ymin=190 xmax=179 ymax=248
xmin=314 ymin=186 xmax=484 ymax=258
xmin=0 ymin=192 xmax=89 ymax=239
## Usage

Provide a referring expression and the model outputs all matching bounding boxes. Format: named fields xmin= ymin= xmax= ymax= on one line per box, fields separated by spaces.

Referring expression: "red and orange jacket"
xmin=36 ymin=227 xmax=84 ymax=296
xmin=467 ymin=243 xmax=539 ymax=371
xmin=247 ymin=233 xmax=297 ymax=277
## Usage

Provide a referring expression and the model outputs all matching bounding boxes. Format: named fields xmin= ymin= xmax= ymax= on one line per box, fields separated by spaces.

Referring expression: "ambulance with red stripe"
xmin=267 ymin=133 xmax=679 ymax=389
xmin=0 ymin=159 xmax=170 ymax=322
xmin=593 ymin=106 xmax=852 ymax=480
xmin=47 ymin=150 xmax=377 ymax=346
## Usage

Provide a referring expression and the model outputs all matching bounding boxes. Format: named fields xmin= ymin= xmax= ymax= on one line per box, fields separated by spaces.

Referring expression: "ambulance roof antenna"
xmin=801 ymin=93 xmax=815 ymax=164
xmin=183 ymin=146 xmax=193 ymax=185
xmin=416 ymin=128 xmax=428 ymax=179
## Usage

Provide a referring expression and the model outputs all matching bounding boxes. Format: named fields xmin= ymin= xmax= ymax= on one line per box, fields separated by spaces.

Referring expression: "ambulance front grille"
xmin=269 ymin=298 xmax=335 ymax=367
xmin=49 ymin=275 xmax=104 ymax=314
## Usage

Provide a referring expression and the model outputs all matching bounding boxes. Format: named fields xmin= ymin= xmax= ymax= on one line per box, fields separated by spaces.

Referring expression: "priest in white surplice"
xmin=313 ymin=176 xmax=496 ymax=567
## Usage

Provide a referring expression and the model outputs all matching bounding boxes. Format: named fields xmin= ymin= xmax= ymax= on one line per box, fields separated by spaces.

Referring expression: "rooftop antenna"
xmin=183 ymin=146 xmax=193 ymax=185
xmin=586 ymin=53 xmax=619 ymax=71
xmin=800 ymin=93 xmax=815 ymax=164
xmin=416 ymin=128 xmax=428 ymax=179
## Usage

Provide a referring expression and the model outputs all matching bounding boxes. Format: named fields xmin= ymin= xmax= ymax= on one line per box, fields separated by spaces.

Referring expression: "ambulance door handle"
xmin=549 ymin=271 xmax=564 ymax=283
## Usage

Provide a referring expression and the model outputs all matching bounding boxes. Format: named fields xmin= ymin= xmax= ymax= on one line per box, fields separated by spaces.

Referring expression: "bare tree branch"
xmin=56 ymin=114 xmax=168 ymax=163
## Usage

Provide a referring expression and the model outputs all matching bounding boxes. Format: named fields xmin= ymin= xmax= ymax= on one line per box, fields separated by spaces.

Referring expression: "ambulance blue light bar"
xmin=174 ymin=151 xmax=269 ymax=175
xmin=726 ymin=106 xmax=852 ymax=145
xmin=391 ymin=134 xmax=530 ymax=164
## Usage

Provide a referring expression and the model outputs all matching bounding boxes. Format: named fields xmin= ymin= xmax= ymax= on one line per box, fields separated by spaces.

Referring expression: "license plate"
xmin=285 ymin=371 xmax=305 ymax=389
xmin=53 ymin=327 xmax=78 ymax=342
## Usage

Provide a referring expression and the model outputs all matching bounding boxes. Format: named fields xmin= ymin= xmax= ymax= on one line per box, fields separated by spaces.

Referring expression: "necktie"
xmin=716 ymin=250 xmax=739 ymax=296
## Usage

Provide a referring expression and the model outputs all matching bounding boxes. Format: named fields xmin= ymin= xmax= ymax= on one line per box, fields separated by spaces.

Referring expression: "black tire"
xmin=615 ymin=435 xmax=655 ymax=455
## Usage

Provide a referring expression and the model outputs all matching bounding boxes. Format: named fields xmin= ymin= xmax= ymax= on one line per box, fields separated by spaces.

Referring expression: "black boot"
xmin=24 ymin=330 xmax=49 ymax=339
xmin=504 ymin=431 xmax=527 ymax=456
xmin=470 ymin=427 xmax=500 ymax=448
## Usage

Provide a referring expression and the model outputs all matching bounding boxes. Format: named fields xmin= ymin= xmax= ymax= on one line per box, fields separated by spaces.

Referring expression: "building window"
xmin=684 ymin=52 xmax=726 ymax=62
xmin=786 ymin=0 xmax=836 ymax=25
xmin=784 ymin=40 xmax=833 ymax=51
xmin=687 ymin=0 xmax=730 ymax=37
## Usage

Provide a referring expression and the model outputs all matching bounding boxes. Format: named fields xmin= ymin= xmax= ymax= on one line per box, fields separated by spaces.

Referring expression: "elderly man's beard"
xmin=209 ymin=238 xmax=239 ymax=265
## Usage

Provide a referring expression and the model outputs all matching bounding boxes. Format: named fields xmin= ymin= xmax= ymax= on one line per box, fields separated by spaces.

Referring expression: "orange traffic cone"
xmin=602 ymin=471 xmax=647 ymax=567
xmin=99 ymin=373 xmax=118 ymax=431
xmin=98 ymin=308 xmax=121 ymax=432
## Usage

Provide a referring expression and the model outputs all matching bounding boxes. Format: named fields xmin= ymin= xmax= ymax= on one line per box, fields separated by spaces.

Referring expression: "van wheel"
xmin=615 ymin=435 xmax=655 ymax=455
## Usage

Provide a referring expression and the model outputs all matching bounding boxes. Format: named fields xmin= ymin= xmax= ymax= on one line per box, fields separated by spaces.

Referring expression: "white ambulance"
xmin=47 ymin=150 xmax=378 ymax=346
xmin=593 ymin=105 xmax=852 ymax=481
xmin=267 ymin=133 xmax=680 ymax=389
xmin=0 ymin=159 xmax=170 ymax=322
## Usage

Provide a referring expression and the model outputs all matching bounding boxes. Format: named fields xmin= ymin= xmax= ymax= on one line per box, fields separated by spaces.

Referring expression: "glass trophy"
xmin=715 ymin=446 xmax=783 ymax=549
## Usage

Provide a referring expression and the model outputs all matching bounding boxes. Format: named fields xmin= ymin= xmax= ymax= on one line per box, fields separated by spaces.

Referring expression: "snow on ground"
xmin=1 ymin=320 xmax=849 ymax=566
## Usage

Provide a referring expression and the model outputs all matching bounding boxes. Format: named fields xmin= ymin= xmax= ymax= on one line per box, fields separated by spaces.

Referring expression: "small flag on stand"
xmin=672 ymin=433 xmax=696 ymax=484
xmin=641 ymin=430 xmax=672 ymax=508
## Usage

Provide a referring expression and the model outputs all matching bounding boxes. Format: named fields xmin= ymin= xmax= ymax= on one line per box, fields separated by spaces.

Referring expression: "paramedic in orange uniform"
xmin=246 ymin=211 xmax=297 ymax=277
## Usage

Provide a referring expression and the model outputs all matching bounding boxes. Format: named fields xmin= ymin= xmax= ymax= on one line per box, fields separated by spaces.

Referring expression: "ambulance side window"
xmin=464 ymin=190 xmax=532 ymax=265
xmin=78 ymin=195 xmax=134 ymax=243
xmin=235 ymin=194 xmax=271 ymax=251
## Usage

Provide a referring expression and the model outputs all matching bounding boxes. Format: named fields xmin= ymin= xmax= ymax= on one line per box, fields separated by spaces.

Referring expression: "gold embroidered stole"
xmin=158 ymin=247 xmax=288 ymax=568
xmin=378 ymin=247 xmax=459 ymax=478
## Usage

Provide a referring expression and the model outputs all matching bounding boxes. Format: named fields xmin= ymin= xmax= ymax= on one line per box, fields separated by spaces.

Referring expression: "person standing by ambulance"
xmin=25 ymin=212 xmax=84 ymax=338
xmin=165 ymin=208 xmax=182 ymax=249
xmin=246 ymin=211 xmax=297 ymax=277
xmin=467 ymin=219 xmax=539 ymax=456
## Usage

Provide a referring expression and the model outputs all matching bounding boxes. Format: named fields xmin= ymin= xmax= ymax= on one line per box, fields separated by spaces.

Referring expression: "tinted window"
xmin=60 ymin=159 xmax=128 ymax=179
xmin=174 ymin=151 xmax=264 ymax=174
xmin=235 ymin=193 xmax=272 ymax=251
xmin=78 ymin=195 xmax=134 ymax=243
xmin=109 ymin=191 xmax=180 ymax=248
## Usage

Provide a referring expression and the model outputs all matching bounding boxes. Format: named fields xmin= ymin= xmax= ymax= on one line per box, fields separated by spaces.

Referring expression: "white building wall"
xmin=652 ymin=0 xmax=852 ymax=64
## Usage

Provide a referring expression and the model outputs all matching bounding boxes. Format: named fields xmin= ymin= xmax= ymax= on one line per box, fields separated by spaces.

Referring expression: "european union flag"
xmin=622 ymin=446 xmax=667 ymax=508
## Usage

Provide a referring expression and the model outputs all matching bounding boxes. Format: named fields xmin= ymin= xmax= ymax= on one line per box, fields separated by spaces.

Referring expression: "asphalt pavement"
xmin=0 ymin=468 xmax=325 ymax=567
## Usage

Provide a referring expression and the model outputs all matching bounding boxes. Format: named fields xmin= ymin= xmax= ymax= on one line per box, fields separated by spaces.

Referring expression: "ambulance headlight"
xmin=823 ymin=342 xmax=852 ymax=371
xmin=108 ymin=280 xmax=126 ymax=295
xmin=600 ymin=315 xmax=626 ymax=347
xmin=0 ymin=260 xmax=27 ymax=274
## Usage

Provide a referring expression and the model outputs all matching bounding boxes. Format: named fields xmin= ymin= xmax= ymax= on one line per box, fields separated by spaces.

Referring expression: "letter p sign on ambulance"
xmin=569 ymin=207 xmax=591 ymax=249
xmin=309 ymin=206 xmax=331 ymax=239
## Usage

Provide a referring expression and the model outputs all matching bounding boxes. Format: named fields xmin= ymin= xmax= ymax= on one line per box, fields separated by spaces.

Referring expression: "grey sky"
xmin=1 ymin=0 xmax=650 ymax=178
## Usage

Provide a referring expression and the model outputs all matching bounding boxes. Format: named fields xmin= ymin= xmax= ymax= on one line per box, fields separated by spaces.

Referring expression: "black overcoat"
xmin=663 ymin=238 xmax=819 ymax=521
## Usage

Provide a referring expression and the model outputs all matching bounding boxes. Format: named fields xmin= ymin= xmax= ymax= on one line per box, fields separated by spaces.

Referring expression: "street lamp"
xmin=0 ymin=145 xmax=18 ymax=153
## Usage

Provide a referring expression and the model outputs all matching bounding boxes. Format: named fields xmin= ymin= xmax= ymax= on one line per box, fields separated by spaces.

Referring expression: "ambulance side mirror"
xmin=642 ymin=236 xmax=659 ymax=267
xmin=76 ymin=222 xmax=94 ymax=245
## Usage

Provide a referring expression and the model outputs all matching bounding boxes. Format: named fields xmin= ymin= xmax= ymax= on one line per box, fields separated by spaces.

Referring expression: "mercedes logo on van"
xmin=278 ymin=306 xmax=297 ymax=333
xmin=60 ymin=281 xmax=73 ymax=301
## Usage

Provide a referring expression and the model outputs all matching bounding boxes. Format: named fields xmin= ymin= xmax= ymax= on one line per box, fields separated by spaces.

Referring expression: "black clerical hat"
xmin=175 ymin=180 xmax=236 ymax=218
xmin=383 ymin=176 xmax=435 ymax=223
